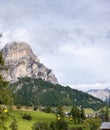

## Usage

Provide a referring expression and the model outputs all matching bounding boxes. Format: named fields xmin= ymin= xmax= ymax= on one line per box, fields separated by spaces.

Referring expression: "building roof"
xmin=100 ymin=122 xmax=110 ymax=129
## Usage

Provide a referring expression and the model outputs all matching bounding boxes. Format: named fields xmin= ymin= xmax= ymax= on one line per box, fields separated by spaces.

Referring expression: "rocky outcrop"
xmin=87 ymin=88 xmax=110 ymax=101
xmin=2 ymin=41 xmax=58 ymax=84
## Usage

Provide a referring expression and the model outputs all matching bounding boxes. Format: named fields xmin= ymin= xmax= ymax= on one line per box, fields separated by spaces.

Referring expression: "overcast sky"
xmin=0 ymin=0 xmax=110 ymax=91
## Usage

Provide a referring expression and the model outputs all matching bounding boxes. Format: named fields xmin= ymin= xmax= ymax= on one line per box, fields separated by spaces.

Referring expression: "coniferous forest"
xmin=8 ymin=77 xmax=105 ymax=110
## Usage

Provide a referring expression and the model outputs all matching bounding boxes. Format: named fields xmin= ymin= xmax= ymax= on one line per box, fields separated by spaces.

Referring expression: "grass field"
xmin=3 ymin=107 xmax=94 ymax=130
xmin=84 ymin=108 xmax=95 ymax=114
xmin=7 ymin=110 xmax=56 ymax=130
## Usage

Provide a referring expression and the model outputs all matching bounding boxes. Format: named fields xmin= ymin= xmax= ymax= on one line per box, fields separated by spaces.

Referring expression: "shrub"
xmin=22 ymin=113 xmax=32 ymax=120
xmin=84 ymin=117 xmax=101 ymax=130
xmin=10 ymin=118 xmax=18 ymax=130
xmin=56 ymin=119 xmax=68 ymax=130
xmin=45 ymin=106 xmax=52 ymax=113
xmin=70 ymin=127 xmax=82 ymax=130
xmin=25 ymin=106 xmax=29 ymax=109
xmin=49 ymin=121 xmax=56 ymax=130
xmin=32 ymin=122 xmax=48 ymax=130
xmin=32 ymin=119 xmax=68 ymax=130
xmin=33 ymin=106 xmax=38 ymax=111
xmin=16 ymin=104 xmax=22 ymax=109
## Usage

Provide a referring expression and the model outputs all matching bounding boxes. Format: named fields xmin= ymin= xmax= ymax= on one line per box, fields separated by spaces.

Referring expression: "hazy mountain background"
xmin=87 ymin=88 xmax=110 ymax=101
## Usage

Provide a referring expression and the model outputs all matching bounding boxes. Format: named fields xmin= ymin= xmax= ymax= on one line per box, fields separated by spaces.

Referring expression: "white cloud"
xmin=1 ymin=0 xmax=110 ymax=90
xmin=69 ymin=82 xmax=110 ymax=91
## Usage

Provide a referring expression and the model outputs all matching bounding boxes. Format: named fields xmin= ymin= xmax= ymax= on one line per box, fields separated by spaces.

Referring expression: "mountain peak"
xmin=3 ymin=41 xmax=39 ymax=63
xmin=87 ymin=88 xmax=110 ymax=101
xmin=2 ymin=41 xmax=58 ymax=84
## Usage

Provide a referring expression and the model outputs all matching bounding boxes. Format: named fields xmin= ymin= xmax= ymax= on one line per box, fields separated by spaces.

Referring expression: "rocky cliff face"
xmin=87 ymin=88 xmax=110 ymax=101
xmin=2 ymin=41 xmax=58 ymax=84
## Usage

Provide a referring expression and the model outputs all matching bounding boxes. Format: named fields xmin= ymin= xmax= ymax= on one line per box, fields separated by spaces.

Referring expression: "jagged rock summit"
xmin=2 ymin=41 xmax=58 ymax=84
xmin=87 ymin=88 xmax=110 ymax=101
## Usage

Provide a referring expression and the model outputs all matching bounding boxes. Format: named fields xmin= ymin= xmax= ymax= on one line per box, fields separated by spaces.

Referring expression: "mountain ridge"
xmin=87 ymin=88 xmax=110 ymax=101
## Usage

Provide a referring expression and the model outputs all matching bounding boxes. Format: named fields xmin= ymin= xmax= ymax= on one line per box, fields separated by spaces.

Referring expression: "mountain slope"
xmin=9 ymin=77 xmax=105 ymax=110
xmin=2 ymin=42 xmax=58 ymax=84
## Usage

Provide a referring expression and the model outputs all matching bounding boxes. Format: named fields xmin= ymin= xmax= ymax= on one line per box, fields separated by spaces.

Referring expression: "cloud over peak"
xmin=0 ymin=0 xmax=110 ymax=90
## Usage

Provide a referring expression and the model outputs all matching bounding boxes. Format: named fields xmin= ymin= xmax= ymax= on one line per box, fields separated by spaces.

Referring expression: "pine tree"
xmin=0 ymin=34 xmax=13 ymax=129
xmin=70 ymin=105 xmax=85 ymax=124
xmin=56 ymin=105 xmax=64 ymax=118
xmin=80 ymin=106 xmax=86 ymax=122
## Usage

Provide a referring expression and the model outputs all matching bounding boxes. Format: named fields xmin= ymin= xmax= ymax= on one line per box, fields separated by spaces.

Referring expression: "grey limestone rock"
xmin=2 ymin=41 xmax=58 ymax=84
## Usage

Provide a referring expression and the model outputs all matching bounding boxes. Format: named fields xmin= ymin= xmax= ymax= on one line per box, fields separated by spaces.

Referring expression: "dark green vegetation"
xmin=0 ymin=52 xmax=13 ymax=106
xmin=9 ymin=77 xmax=105 ymax=110
xmin=0 ymin=50 xmax=14 ymax=129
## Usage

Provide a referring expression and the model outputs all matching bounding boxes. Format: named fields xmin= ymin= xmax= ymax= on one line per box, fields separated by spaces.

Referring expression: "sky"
xmin=0 ymin=0 xmax=110 ymax=91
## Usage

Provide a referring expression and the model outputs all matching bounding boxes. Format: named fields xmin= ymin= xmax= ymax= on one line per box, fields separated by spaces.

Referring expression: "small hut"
xmin=100 ymin=122 xmax=110 ymax=130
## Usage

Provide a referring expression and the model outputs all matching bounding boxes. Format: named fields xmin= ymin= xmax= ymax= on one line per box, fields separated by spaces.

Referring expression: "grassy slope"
xmin=7 ymin=110 xmax=56 ymax=130
xmin=84 ymin=108 xmax=95 ymax=114
xmin=5 ymin=107 xmax=93 ymax=130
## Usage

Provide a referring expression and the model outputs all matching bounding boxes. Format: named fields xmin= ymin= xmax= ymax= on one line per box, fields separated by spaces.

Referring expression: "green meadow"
xmin=4 ymin=107 xmax=95 ymax=130
xmin=84 ymin=108 xmax=95 ymax=114
xmin=7 ymin=110 xmax=56 ymax=130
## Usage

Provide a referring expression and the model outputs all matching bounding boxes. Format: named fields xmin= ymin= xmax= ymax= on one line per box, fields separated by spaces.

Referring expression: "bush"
xmin=70 ymin=127 xmax=82 ymax=130
xmin=32 ymin=122 xmax=48 ymax=130
xmin=25 ymin=106 xmax=29 ymax=109
xmin=56 ymin=119 xmax=68 ymax=130
xmin=22 ymin=113 xmax=32 ymax=120
xmin=49 ymin=121 xmax=56 ymax=130
xmin=84 ymin=117 xmax=101 ymax=130
xmin=32 ymin=119 xmax=68 ymax=130
xmin=33 ymin=106 xmax=38 ymax=111
xmin=10 ymin=118 xmax=18 ymax=130
xmin=45 ymin=106 xmax=52 ymax=113
xmin=16 ymin=104 xmax=22 ymax=109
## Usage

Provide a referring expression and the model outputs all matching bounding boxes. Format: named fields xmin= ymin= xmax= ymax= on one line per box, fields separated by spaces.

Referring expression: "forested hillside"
xmin=8 ymin=77 xmax=105 ymax=110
